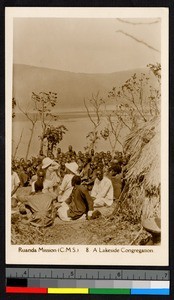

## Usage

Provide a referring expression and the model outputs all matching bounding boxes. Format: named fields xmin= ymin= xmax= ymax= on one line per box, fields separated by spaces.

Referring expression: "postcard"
xmin=6 ymin=7 xmax=168 ymax=265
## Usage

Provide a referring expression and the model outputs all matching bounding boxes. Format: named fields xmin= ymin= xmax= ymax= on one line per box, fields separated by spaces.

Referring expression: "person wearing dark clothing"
xmin=108 ymin=162 xmax=122 ymax=200
xmin=31 ymin=169 xmax=46 ymax=194
xmin=57 ymin=175 xmax=93 ymax=221
xmin=66 ymin=145 xmax=76 ymax=158
xmin=18 ymin=165 xmax=29 ymax=187
xmin=67 ymin=176 xmax=93 ymax=220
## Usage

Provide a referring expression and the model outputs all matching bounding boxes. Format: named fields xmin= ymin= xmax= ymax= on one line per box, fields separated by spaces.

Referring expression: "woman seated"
xmin=41 ymin=157 xmax=60 ymax=193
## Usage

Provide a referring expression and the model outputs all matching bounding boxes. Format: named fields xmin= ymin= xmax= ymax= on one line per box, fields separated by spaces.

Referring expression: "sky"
xmin=13 ymin=17 xmax=161 ymax=74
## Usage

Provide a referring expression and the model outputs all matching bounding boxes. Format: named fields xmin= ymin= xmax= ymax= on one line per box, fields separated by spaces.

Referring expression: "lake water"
xmin=12 ymin=114 xmax=127 ymax=159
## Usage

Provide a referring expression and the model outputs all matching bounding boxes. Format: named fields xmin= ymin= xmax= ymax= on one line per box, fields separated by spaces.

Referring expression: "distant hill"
xmin=13 ymin=64 xmax=152 ymax=112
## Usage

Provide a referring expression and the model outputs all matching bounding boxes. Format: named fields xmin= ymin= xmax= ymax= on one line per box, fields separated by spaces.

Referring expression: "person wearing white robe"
xmin=91 ymin=169 xmax=113 ymax=207
xmin=11 ymin=170 xmax=20 ymax=198
xmin=58 ymin=162 xmax=79 ymax=203
xmin=42 ymin=157 xmax=60 ymax=193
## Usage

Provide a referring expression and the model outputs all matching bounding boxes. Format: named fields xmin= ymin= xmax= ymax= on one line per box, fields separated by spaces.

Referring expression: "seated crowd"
xmin=11 ymin=145 xmax=128 ymax=225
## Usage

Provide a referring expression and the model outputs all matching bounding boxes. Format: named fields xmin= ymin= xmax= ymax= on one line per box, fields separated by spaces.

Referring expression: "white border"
xmin=5 ymin=7 xmax=169 ymax=266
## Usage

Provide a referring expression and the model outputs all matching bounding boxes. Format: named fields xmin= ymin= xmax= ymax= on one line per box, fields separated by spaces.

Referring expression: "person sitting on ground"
xmin=91 ymin=169 xmax=113 ymax=207
xmin=71 ymin=155 xmax=77 ymax=162
xmin=66 ymin=154 xmax=72 ymax=163
xmin=17 ymin=164 xmax=29 ymax=187
xmin=57 ymin=175 xmax=94 ymax=221
xmin=77 ymin=160 xmax=84 ymax=179
xmin=18 ymin=167 xmax=57 ymax=227
xmin=117 ymin=151 xmax=123 ymax=164
xmin=58 ymin=162 xmax=79 ymax=203
xmin=57 ymin=147 xmax=62 ymax=160
xmin=31 ymin=169 xmax=46 ymax=194
xmin=42 ymin=157 xmax=60 ymax=193
xmin=108 ymin=162 xmax=122 ymax=200
xmin=59 ymin=162 xmax=66 ymax=180
xmin=11 ymin=165 xmax=20 ymax=208
xmin=77 ymin=151 xmax=84 ymax=162
xmin=47 ymin=150 xmax=55 ymax=160
xmin=82 ymin=157 xmax=91 ymax=179
xmin=90 ymin=149 xmax=95 ymax=158
xmin=66 ymin=145 xmax=76 ymax=158
xmin=82 ymin=178 xmax=94 ymax=192
xmin=88 ymin=162 xmax=97 ymax=181
xmin=20 ymin=189 xmax=57 ymax=228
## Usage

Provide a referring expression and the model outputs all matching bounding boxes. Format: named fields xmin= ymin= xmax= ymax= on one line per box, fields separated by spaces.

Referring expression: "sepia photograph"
xmin=6 ymin=8 xmax=168 ymax=265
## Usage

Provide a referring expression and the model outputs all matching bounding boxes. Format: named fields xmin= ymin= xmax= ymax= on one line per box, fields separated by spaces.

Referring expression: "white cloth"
xmin=11 ymin=171 xmax=20 ymax=198
xmin=91 ymin=176 xmax=113 ymax=207
xmin=57 ymin=202 xmax=71 ymax=221
xmin=57 ymin=202 xmax=86 ymax=221
xmin=45 ymin=162 xmax=60 ymax=181
xmin=93 ymin=197 xmax=106 ymax=207
xmin=32 ymin=179 xmax=57 ymax=194
xmin=58 ymin=174 xmax=74 ymax=203
xmin=31 ymin=180 xmax=57 ymax=199
xmin=42 ymin=161 xmax=60 ymax=193
xmin=31 ymin=181 xmax=36 ymax=193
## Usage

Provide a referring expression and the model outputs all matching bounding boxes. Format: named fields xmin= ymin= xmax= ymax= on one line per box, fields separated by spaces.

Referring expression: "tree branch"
xmin=84 ymin=98 xmax=96 ymax=128
xmin=130 ymin=91 xmax=147 ymax=122
xmin=115 ymin=111 xmax=132 ymax=131
xmin=13 ymin=129 xmax=24 ymax=159
xmin=18 ymin=102 xmax=37 ymax=125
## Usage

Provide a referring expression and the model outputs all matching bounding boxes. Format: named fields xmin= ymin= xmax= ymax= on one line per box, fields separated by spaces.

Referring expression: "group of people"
xmin=12 ymin=146 xmax=128 ymax=226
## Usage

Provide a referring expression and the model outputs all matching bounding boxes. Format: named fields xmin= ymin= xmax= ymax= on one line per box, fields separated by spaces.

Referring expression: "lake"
xmin=12 ymin=112 xmax=128 ymax=159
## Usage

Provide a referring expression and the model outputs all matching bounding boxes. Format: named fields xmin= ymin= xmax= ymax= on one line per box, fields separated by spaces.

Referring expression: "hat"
xmin=65 ymin=162 xmax=78 ymax=175
xmin=42 ymin=157 xmax=53 ymax=169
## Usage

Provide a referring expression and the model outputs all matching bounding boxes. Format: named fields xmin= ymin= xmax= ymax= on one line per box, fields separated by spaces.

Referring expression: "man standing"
xmin=91 ymin=169 xmax=113 ymax=207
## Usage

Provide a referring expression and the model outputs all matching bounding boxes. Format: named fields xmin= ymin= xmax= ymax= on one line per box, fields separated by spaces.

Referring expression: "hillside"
xmin=13 ymin=64 xmax=151 ymax=112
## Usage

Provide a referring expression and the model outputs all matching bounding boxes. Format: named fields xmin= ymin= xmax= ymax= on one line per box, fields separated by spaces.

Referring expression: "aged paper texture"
xmin=6 ymin=7 xmax=168 ymax=265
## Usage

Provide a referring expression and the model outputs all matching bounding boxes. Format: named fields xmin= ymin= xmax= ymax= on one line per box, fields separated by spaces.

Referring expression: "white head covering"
xmin=65 ymin=162 xmax=79 ymax=175
xmin=42 ymin=157 xmax=53 ymax=169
